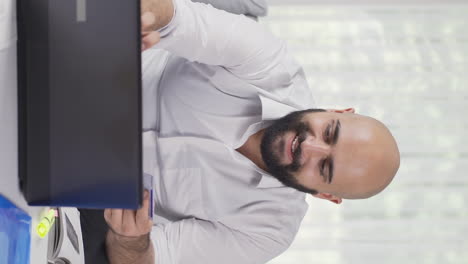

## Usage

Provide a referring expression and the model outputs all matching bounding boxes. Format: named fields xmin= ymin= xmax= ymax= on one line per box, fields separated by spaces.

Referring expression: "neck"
xmin=236 ymin=129 xmax=267 ymax=171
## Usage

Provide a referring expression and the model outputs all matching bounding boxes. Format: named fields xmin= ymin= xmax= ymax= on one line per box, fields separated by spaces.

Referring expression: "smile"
xmin=287 ymin=134 xmax=299 ymax=163
xmin=292 ymin=136 xmax=299 ymax=155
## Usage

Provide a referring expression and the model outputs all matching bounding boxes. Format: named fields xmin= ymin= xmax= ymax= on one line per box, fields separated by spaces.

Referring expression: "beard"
xmin=260 ymin=109 xmax=325 ymax=192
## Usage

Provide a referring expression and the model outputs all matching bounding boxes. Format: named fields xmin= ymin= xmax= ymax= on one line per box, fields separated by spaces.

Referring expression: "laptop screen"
xmin=18 ymin=0 xmax=142 ymax=209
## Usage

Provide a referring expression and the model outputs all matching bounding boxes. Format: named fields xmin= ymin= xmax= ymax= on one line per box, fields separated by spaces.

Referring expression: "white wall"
xmin=267 ymin=0 xmax=468 ymax=5
xmin=0 ymin=0 xmax=28 ymax=210
xmin=261 ymin=3 xmax=468 ymax=264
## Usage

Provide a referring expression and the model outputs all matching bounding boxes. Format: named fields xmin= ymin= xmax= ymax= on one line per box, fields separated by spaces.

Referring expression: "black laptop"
xmin=17 ymin=0 xmax=143 ymax=209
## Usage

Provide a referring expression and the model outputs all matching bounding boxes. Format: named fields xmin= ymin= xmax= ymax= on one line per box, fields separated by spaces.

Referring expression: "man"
xmin=102 ymin=0 xmax=400 ymax=263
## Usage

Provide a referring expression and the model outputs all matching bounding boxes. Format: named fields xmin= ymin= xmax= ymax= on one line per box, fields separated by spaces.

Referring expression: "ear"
xmin=327 ymin=108 xmax=355 ymax=114
xmin=312 ymin=193 xmax=343 ymax=204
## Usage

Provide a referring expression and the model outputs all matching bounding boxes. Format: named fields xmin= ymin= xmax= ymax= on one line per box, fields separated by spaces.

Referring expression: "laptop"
xmin=17 ymin=0 xmax=143 ymax=209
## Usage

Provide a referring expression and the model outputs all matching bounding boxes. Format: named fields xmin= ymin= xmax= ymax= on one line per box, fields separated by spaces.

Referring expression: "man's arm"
xmin=104 ymin=191 xmax=155 ymax=264
xmin=146 ymin=0 xmax=297 ymax=87
xmin=150 ymin=218 xmax=291 ymax=264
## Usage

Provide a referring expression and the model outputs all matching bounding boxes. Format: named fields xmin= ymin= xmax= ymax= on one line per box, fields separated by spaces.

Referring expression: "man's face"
xmin=261 ymin=109 xmax=400 ymax=199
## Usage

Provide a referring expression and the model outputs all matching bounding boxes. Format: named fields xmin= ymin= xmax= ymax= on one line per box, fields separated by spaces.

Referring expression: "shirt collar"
xmin=259 ymin=94 xmax=299 ymax=121
xmin=240 ymin=152 xmax=286 ymax=189
xmin=229 ymin=147 xmax=285 ymax=188
xmin=256 ymin=171 xmax=285 ymax=189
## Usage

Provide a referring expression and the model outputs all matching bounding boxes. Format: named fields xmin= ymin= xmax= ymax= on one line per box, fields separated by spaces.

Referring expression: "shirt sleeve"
xmin=154 ymin=0 xmax=300 ymax=88
xmin=150 ymin=218 xmax=289 ymax=264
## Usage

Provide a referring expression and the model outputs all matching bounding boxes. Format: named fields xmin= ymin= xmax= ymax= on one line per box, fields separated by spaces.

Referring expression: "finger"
xmin=136 ymin=191 xmax=150 ymax=225
xmin=141 ymin=12 xmax=156 ymax=32
xmin=110 ymin=209 xmax=123 ymax=227
xmin=104 ymin=209 xmax=112 ymax=224
xmin=141 ymin=31 xmax=152 ymax=37
xmin=142 ymin=32 xmax=160 ymax=51
xmin=142 ymin=32 xmax=160 ymax=50
xmin=141 ymin=31 xmax=152 ymax=51
xmin=137 ymin=191 xmax=153 ymax=233
xmin=122 ymin=209 xmax=137 ymax=235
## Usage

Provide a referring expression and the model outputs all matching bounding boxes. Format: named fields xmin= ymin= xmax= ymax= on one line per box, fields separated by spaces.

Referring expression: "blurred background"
xmin=260 ymin=0 xmax=468 ymax=263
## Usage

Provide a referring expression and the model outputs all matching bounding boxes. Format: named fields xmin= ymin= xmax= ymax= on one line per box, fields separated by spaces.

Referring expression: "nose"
xmin=301 ymin=136 xmax=331 ymax=157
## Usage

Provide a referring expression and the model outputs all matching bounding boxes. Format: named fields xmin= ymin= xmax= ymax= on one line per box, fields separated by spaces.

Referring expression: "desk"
xmin=0 ymin=0 xmax=49 ymax=262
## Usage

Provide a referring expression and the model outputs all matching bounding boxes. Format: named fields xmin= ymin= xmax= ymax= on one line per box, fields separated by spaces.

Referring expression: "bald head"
xmin=260 ymin=108 xmax=400 ymax=201
xmin=334 ymin=114 xmax=400 ymax=199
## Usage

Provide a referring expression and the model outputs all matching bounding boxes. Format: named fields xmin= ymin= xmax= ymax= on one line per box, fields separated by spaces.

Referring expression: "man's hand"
xmin=104 ymin=191 xmax=153 ymax=237
xmin=104 ymin=191 xmax=155 ymax=264
xmin=140 ymin=0 xmax=175 ymax=51
xmin=141 ymin=12 xmax=160 ymax=51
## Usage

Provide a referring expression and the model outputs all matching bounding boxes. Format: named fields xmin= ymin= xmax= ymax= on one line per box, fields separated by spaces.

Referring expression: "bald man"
xmin=245 ymin=108 xmax=400 ymax=201
xmin=101 ymin=0 xmax=401 ymax=263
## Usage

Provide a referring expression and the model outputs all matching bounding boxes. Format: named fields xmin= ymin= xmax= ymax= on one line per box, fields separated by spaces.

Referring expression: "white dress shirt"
xmin=141 ymin=0 xmax=316 ymax=263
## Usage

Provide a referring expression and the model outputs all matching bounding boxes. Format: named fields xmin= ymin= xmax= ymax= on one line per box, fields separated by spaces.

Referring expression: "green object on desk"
xmin=36 ymin=209 xmax=57 ymax=238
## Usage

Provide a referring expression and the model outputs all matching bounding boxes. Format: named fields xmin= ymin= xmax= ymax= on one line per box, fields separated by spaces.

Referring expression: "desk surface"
xmin=1 ymin=0 xmax=49 ymax=262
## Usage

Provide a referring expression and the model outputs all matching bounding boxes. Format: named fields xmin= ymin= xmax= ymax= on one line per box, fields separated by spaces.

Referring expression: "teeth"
xmin=291 ymin=136 xmax=298 ymax=154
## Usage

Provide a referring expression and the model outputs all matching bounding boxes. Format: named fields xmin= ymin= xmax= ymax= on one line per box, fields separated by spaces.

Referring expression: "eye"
xmin=324 ymin=123 xmax=332 ymax=143
xmin=320 ymin=159 xmax=327 ymax=181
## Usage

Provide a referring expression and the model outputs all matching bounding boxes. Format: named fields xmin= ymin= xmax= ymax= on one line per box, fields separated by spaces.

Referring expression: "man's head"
xmin=260 ymin=108 xmax=400 ymax=203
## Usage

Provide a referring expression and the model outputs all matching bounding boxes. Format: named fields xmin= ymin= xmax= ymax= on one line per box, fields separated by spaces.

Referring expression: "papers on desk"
xmin=0 ymin=195 xmax=32 ymax=264
xmin=47 ymin=208 xmax=85 ymax=264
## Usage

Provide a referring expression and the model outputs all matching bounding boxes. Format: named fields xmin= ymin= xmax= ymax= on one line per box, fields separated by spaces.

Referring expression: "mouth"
xmin=286 ymin=133 xmax=300 ymax=164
